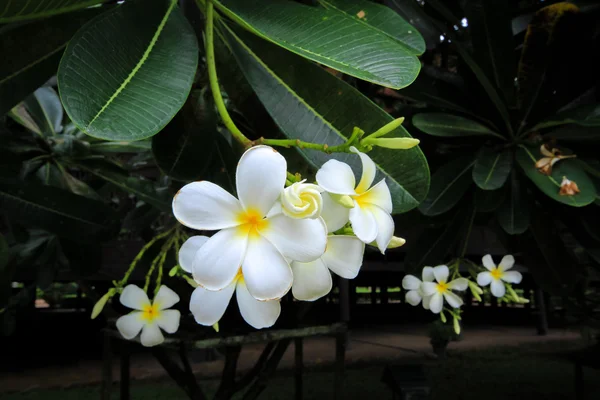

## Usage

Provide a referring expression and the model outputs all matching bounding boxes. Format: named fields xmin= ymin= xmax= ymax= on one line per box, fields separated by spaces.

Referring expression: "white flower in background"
xmin=316 ymin=147 xmax=394 ymax=253
xmin=172 ymin=146 xmax=327 ymax=301
xmin=116 ymin=285 xmax=180 ymax=347
xmin=477 ymin=254 xmax=522 ymax=298
xmin=291 ymin=235 xmax=365 ymax=301
xmin=281 ymin=180 xmax=323 ymax=219
xmin=179 ymin=236 xmax=280 ymax=329
xmin=402 ymin=266 xmax=434 ymax=309
xmin=421 ymin=265 xmax=468 ymax=314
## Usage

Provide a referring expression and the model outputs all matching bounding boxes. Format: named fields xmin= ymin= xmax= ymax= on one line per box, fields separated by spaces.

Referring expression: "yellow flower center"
xmin=237 ymin=209 xmax=269 ymax=237
xmin=491 ymin=268 xmax=503 ymax=280
xmin=141 ymin=304 xmax=161 ymax=322
xmin=234 ymin=268 xmax=244 ymax=283
xmin=436 ymin=282 xmax=448 ymax=293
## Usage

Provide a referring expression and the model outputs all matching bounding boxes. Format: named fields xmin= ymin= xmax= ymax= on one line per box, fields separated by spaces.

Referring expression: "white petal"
xmin=357 ymin=179 xmax=392 ymax=214
xmin=116 ymin=312 xmax=144 ymax=340
xmin=321 ymin=235 xmax=365 ymax=279
xmin=153 ymin=285 xmax=180 ymax=310
xmin=402 ymin=275 xmax=422 ymax=290
xmin=260 ymin=214 xmax=327 ymax=263
xmin=157 ymin=309 xmax=180 ymax=334
xmin=491 ymin=280 xmax=506 ymax=298
xmin=173 ymin=181 xmax=243 ymax=230
xmin=350 ymin=147 xmax=376 ymax=194
xmin=433 ymin=265 xmax=449 ymax=283
xmin=422 ymin=267 xmax=435 ymax=282
xmin=482 ymin=254 xmax=496 ymax=271
xmin=236 ymin=145 xmax=286 ymax=217
xmin=369 ymin=205 xmax=394 ymax=254
xmin=349 ymin=204 xmax=377 ymax=243
xmin=315 ymin=159 xmax=356 ymax=195
xmin=140 ymin=323 xmax=164 ymax=347
xmin=477 ymin=271 xmax=493 ymax=287
xmin=236 ymin=280 xmax=281 ymax=329
xmin=405 ymin=290 xmax=422 ymax=306
xmin=242 ymin=235 xmax=292 ymax=301
xmin=119 ymin=285 xmax=150 ymax=310
xmin=421 ymin=282 xmax=438 ymax=297
xmin=498 ymin=255 xmax=515 ymax=271
xmin=291 ymin=258 xmax=333 ymax=301
xmin=192 ymin=228 xmax=247 ymax=291
xmin=320 ymin=192 xmax=350 ymax=233
xmin=502 ymin=271 xmax=522 ymax=284
xmin=443 ymin=291 xmax=463 ymax=309
xmin=178 ymin=236 xmax=209 ymax=273
xmin=189 ymin=283 xmax=236 ymax=326
xmin=266 ymin=201 xmax=283 ymax=218
xmin=429 ymin=293 xmax=443 ymax=314
xmin=447 ymin=278 xmax=468 ymax=291
xmin=422 ymin=294 xmax=432 ymax=310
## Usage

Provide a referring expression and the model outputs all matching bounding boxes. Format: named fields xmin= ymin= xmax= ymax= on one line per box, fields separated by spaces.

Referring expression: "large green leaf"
xmin=0 ymin=9 xmax=102 ymax=116
xmin=220 ymin=25 xmax=429 ymax=214
xmin=413 ymin=113 xmax=504 ymax=139
xmin=419 ymin=157 xmax=474 ymax=216
xmin=58 ymin=0 xmax=198 ymax=141
xmin=0 ymin=180 xmax=118 ymax=241
xmin=214 ymin=0 xmax=420 ymax=89
xmin=0 ymin=0 xmax=105 ymax=22
xmin=90 ymin=140 xmax=152 ymax=154
xmin=516 ymin=145 xmax=596 ymax=207
xmin=472 ymin=147 xmax=512 ymax=190
xmin=543 ymin=125 xmax=600 ymax=142
xmin=318 ymin=0 xmax=425 ymax=55
xmin=497 ymin=171 xmax=530 ymax=235
xmin=475 ymin=187 xmax=505 ymax=213
xmin=533 ymin=103 xmax=600 ymax=130
xmin=21 ymin=87 xmax=63 ymax=136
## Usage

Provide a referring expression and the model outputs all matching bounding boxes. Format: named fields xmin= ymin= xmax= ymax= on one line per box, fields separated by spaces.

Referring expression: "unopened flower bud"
xmin=281 ymin=180 xmax=323 ymax=219
xmin=440 ymin=310 xmax=447 ymax=323
xmin=453 ymin=316 xmax=461 ymax=335
xmin=361 ymin=137 xmax=420 ymax=150
xmin=329 ymin=193 xmax=355 ymax=209
xmin=91 ymin=289 xmax=114 ymax=320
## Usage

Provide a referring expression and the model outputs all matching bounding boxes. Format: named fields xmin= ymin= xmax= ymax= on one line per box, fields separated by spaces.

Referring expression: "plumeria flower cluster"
xmin=403 ymin=254 xmax=526 ymax=335
xmin=172 ymin=145 xmax=402 ymax=330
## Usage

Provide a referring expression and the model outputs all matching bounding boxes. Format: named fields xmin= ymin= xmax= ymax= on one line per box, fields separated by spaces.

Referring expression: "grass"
xmin=4 ymin=340 xmax=600 ymax=400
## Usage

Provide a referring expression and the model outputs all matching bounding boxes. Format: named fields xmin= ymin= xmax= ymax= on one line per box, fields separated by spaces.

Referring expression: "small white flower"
xmin=316 ymin=147 xmax=394 ymax=253
xmin=402 ymin=267 xmax=434 ymax=309
xmin=281 ymin=180 xmax=323 ymax=219
xmin=116 ymin=285 xmax=180 ymax=347
xmin=477 ymin=254 xmax=522 ymax=298
xmin=172 ymin=145 xmax=327 ymax=301
xmin=421 ymin=265 xmax=468 ymax=314
xmin=179 ymin=236 xmax=280 ymax=329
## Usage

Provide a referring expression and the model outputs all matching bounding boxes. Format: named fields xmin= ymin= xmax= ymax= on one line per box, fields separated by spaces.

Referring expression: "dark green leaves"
xmin=412 ymin=113 xmax=503 ymax=139
xmin=472 ymin=147 xmax=512 ymax=190
xmin=58 ymin=0 xmax=198 ymax=141
xmin=0 ymin=0 xmax=105 ymax=22
xmin=419 ymin=157 xmax=474 ymax=216
xmin=214 ymin=0 xmax=420 ymax=89
xmin=221 ymin=25 xmax=429 ymax=214
xmin=497 ymin=172 xmax=530 ymax=235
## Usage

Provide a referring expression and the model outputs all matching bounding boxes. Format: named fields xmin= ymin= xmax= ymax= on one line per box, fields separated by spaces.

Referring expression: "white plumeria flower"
xmin=172 ymin=146 xmax=327 ymax=301
xmin=316 ymin=147 xmax=394 ymax=253
xmin=477 ymin=255 xmax=522 ymax=298
xmin=421 ymin=265 xmax=468 ymax=314
xmin=179 ymin=236 xmax=280 ymax=329
xmin=402 ymin=266 xmax=434 ymax=309
xmin=116 ymin=285 xmax=180 ymax=347
xmin=281 ymin=180 xmax=323 ymax=219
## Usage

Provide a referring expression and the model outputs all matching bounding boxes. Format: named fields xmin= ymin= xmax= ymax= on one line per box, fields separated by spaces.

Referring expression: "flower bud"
xmin=281 ymin=181 xmax=323 ymax=219
xmin=453 ymin=316 xmax=461 ymax=335
xmin=212 ymin=322 xmax=220 ymax=333
xmin=329 ymin=193 xmax=355 ymax=209
xmin=387 ymin=236 xmax=406 ymax=248
xmin=361 ymin=137 xmax=420 ymax=150
xmin=91 ymin=290 xmax=114 ymax=320
xmin=440 ymin=310 xmax=447 ymax=323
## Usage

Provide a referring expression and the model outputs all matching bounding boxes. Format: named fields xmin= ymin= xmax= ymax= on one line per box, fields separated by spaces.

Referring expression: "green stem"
xmin=205 ymin=0 xmax=251 ymax=147
xmin=256 ymin=127 xmax=363 ymax=153
xmin=118 ymin=229 xmax=172 ymax=288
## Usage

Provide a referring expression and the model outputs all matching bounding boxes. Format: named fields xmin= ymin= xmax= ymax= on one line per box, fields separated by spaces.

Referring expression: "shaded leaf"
xmin=58 ymin=0 xmax=199 ymax=141
xmin=214 ymin=0 xmax=420 ymax=89
xmin=0 ymin=0 xmax=105 ymax=22
xmin=90 ymin=140 xmax=152 ymax=153
xmin=419 ymin=156 xmax=474 ymax=216
xmin=497 ymin=170 xmax=530 ymax=235
xmin=543 ymin=125 xmax=600 ymax=142
xmin=475 ymin=187 xmax=505 ymax=213
xmin=221 ymin=24 xmax=429 ymax=214
xmin=534 ymin=103 xmax=600 ymax=130
xmin=472 ymin=147 xmax=512 ymax=190
xmin=0 ymin=233 xmax=8 ymax=274
xmin=385 ymin=0 xmax=442 ymax=51
xmin=413 ymin=113 xmax=503 ymax=139
xmin=20 ymin=87 xmax=63 ymax=136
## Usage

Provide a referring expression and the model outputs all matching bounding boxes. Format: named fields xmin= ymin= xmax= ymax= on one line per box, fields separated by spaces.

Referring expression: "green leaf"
xmin=214 ymin=0 xmax=420 ymax=89
xmin=472 ymin=147 xmax=512 ymax=190
xmin=0 ymin=8 xmax=103 ymax=116
xmin=419 ymin=157 xmax=474 ymax=216
xmin=533 ymin=103 xmax=600 ymax=130
xmin=474 ymin=187 xmax=505 ymax=213
xmin=22 ymin=87 xmax=63 ymax=135
xmin=412 ymin=113 xmax=504 ymax=139
xmin=318 ymin=0 xmax=425 ymax=55
xmin=0 ymin=180 xmax=118 ymax=241
xmin=543 ymin=125 xmax=600 ymax=142
xmin=0 ymin=233 xmax=8 ymax=274
xmin=58 ymin=0 xmax=199 ymax=141
xmin=220 ymin=25 xmax=429 ymax=214
xmin=497 ymin=171 xmax=530 ymax=235
xmin=0 ymin=0 xmax=105 ymax=23
xmin=516 ymin=145 xmax=596 ymax=207
xmin=90 ymin=140 xmax=152 ymax=153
